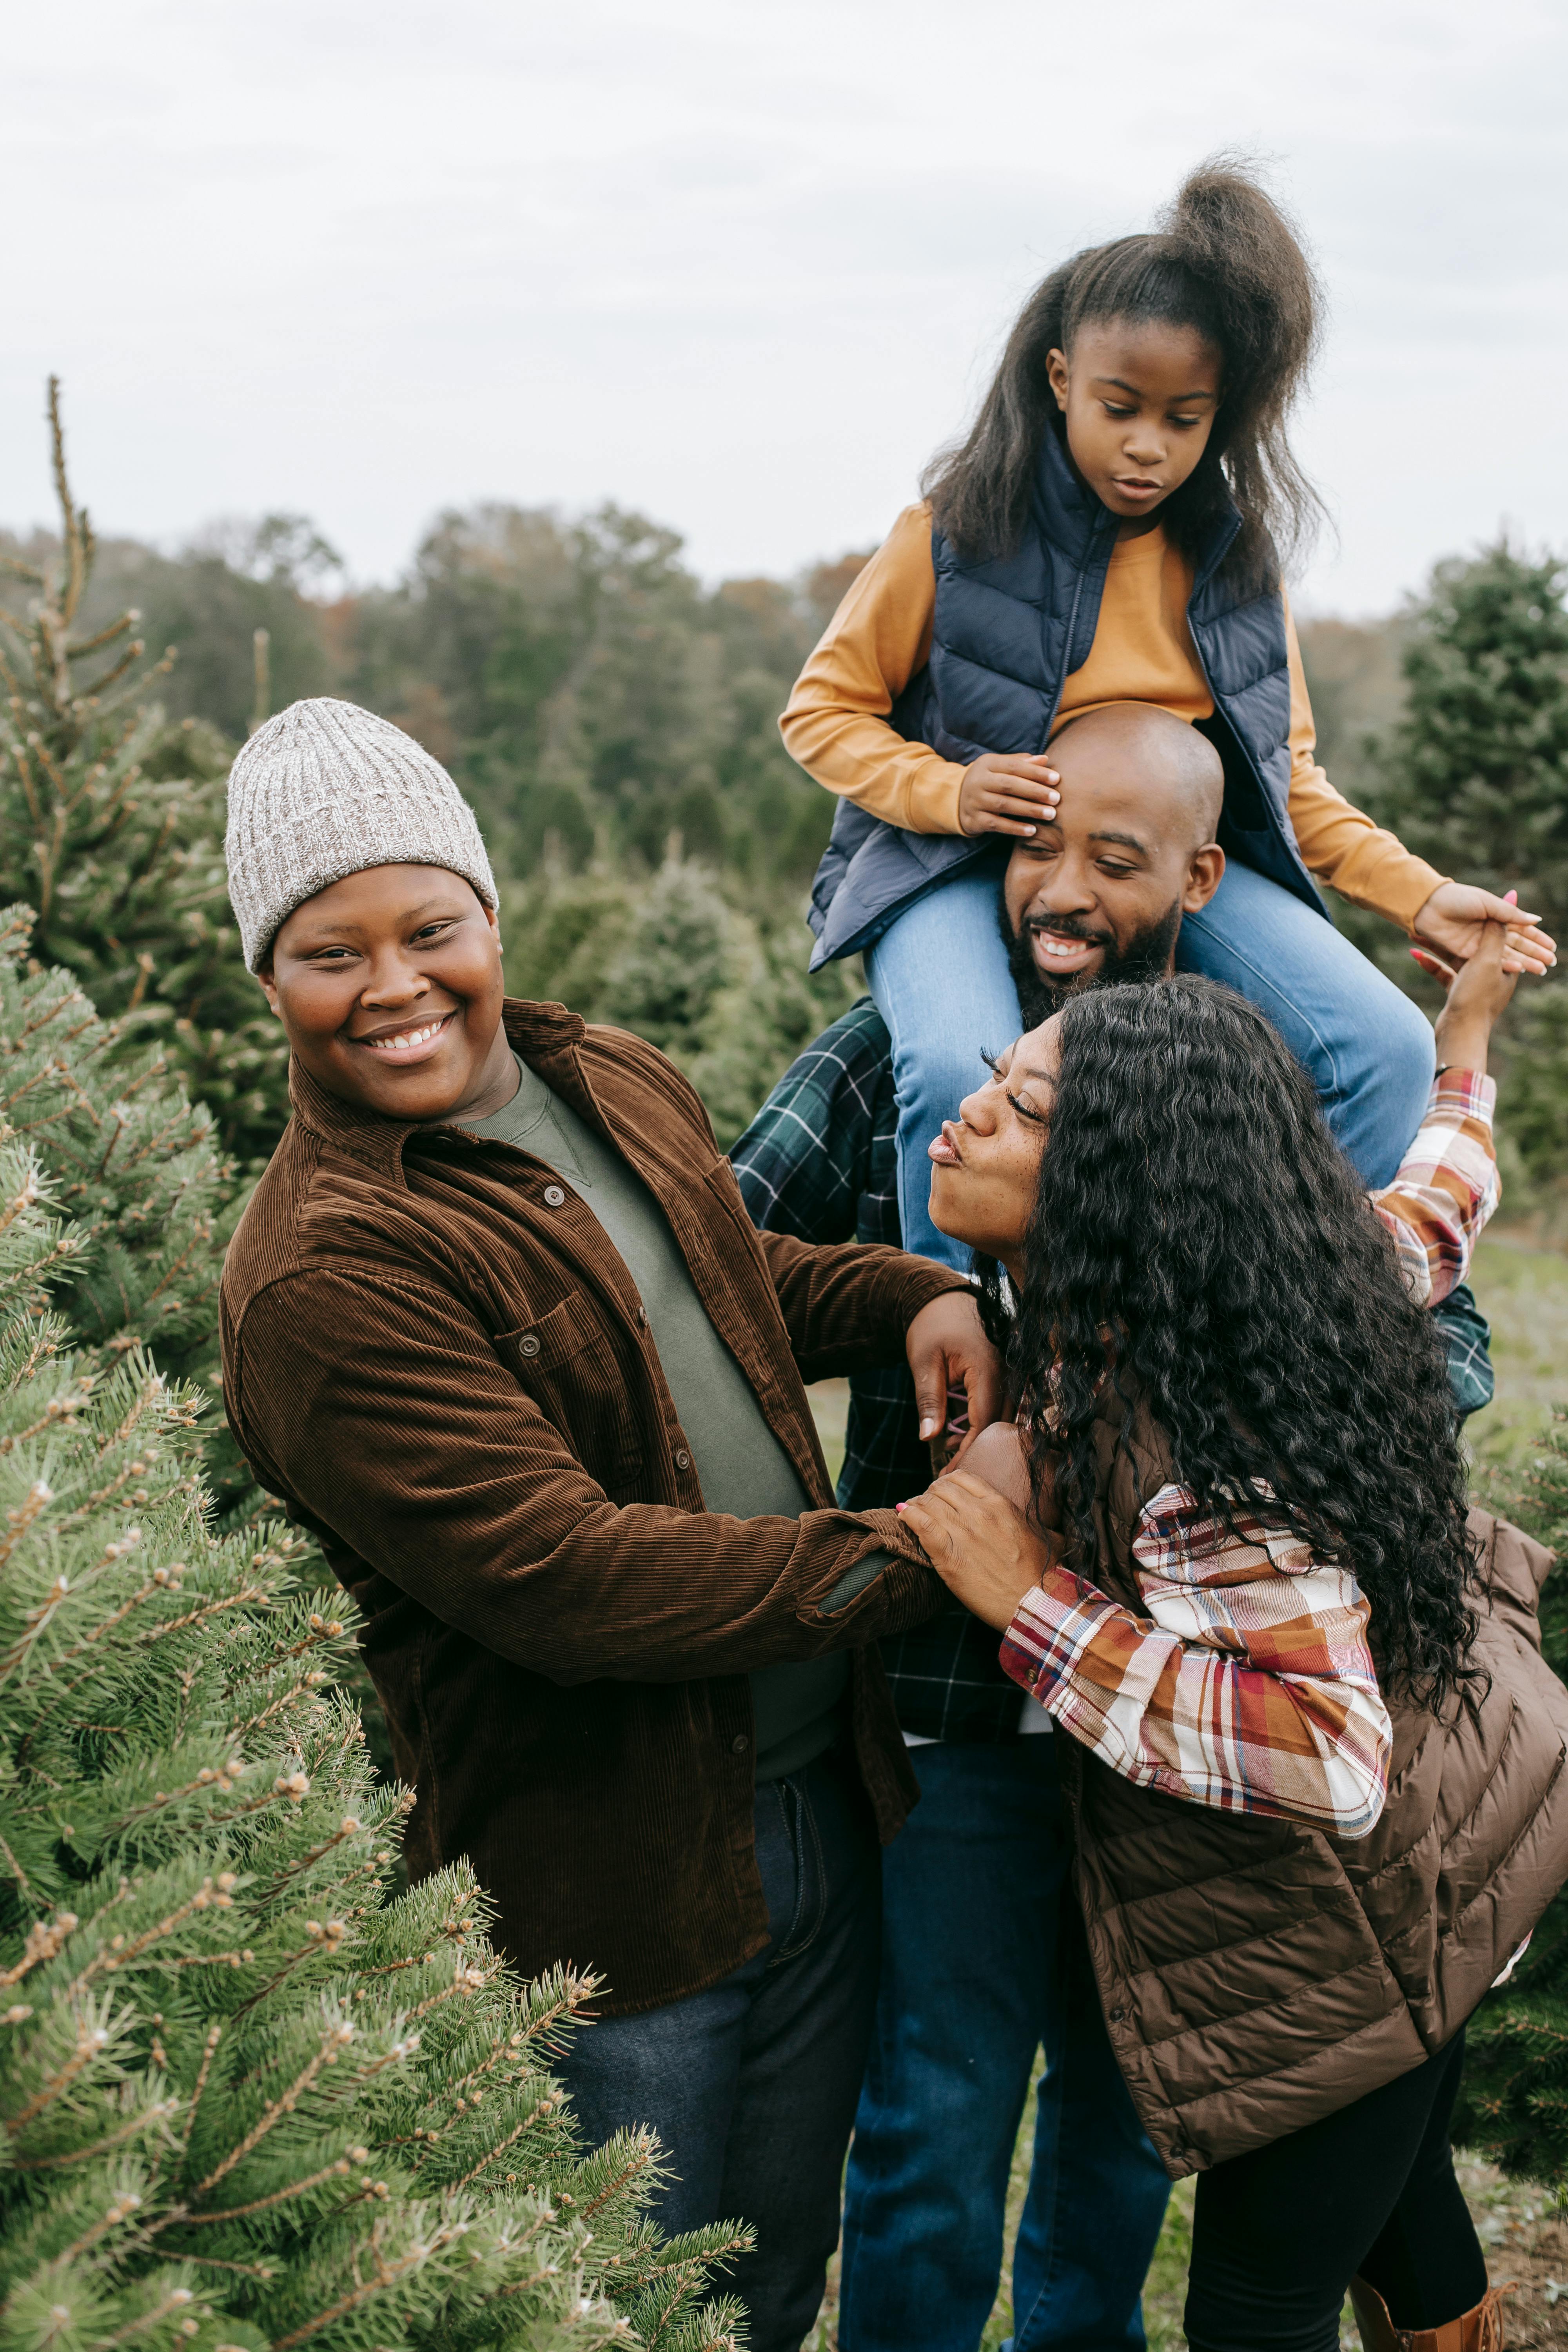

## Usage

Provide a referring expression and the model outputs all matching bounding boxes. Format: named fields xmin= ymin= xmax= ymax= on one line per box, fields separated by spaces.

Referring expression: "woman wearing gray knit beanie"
xmin=225 ymin=696 xmax=519 ymax=1124
xmin=218 ymin=697 xmax=1004 ymax=2352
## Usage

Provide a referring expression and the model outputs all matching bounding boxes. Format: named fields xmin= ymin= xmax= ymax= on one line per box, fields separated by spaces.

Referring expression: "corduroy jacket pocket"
xmin=495 ymin=1294 xmax=644 ymax=1489
xmin=495 ymin=1293 xmax=594 ymax=1373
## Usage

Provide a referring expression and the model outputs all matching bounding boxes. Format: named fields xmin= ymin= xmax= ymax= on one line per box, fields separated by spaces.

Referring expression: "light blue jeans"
xmin=866 ymin=855 xmax=1436 ymax=1269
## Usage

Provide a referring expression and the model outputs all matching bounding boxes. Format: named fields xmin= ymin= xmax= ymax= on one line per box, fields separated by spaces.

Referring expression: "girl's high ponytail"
xmin=1154 ymin=160 xmax=1325 ymax=581
xmin=926 ymin=156 xmax=1327 ymax=588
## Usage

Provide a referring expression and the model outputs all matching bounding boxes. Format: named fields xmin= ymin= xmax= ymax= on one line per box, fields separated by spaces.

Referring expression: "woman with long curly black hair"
xmin=901 ymin=951 xmax=1568 ymax=2352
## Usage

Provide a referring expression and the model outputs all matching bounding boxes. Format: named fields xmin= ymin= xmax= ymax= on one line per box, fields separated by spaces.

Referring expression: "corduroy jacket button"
xmin=542 ymin=1184 xmax=566 ymax=1207
xmin=675 ymin=1449 xmax=692 ymax=1471
xmin=636 ymin=1305 xmax=648 ymax=1325
xmin=731 ymin=1734 xmax=750 ymax=1754
xmin=518 ymin=1334 xmax=541 ymax=1358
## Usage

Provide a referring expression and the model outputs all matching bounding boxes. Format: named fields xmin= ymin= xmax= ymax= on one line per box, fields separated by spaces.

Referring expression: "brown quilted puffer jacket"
xmin=1059 ymin=1390 xmax=1568 ymax=2180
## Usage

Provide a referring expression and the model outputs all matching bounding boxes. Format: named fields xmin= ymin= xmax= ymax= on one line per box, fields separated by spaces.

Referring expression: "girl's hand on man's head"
xmin=1413 ymin=880 xmax=1556 ymax=976
xmin=958 ymin=753 xmax=1061 ymax=838
xmin=897 ymin=1471 xmax=1061 ymax=1632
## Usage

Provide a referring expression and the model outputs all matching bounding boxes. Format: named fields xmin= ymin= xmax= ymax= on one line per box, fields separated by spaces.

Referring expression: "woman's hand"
xmin=958 ymin=753 xmax=1060 ymax=839
xmin=1412 ymin=880 xmax=1556 ymax=977
xmin=943 ymin=1419 xmax=1063 ymax=1535
xmin=904 ymin=1293 xmax=1006 ymax=1450
xmin=1413 ymin=909 xmax=1519 ymax=1078
xmin=898 ymin=1470 xmax=1060 ymax=1632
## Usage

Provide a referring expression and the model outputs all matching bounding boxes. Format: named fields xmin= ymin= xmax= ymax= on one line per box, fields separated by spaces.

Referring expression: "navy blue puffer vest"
xmin=806 ymin=428 xmax=1326 ymax=969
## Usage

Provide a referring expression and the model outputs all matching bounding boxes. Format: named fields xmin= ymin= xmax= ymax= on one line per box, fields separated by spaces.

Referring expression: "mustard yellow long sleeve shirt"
xmin=780 ymin=503 xmax=1446 ymax=933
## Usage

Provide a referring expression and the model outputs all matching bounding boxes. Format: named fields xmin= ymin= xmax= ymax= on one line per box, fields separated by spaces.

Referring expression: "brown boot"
xmin=1348 ymin=2274 xmax=1515 ymax=2350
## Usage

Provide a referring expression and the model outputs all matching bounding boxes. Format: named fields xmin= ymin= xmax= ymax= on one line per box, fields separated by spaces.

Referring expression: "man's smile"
xmin=1024 ymin=916 xmax=1112 ymax=980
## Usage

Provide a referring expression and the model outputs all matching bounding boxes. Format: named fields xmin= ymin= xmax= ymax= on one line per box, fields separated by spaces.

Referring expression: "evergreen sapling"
xmin=0 ymin=947 xmax=750 ymax=2351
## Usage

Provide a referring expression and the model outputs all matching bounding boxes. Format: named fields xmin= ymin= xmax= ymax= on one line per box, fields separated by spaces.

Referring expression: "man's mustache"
xmin=1020 ymin=912 xmax=1114 ymax=949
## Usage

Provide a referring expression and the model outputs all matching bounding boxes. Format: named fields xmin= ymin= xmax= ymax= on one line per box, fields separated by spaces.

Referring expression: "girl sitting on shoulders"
xmin=784 ymin=159 xmax=1553 ymax=1265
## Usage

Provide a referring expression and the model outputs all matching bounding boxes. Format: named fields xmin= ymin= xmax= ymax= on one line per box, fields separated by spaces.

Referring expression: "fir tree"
xmin=0 ymin=988 xmax=748 ymax=2352
xmin=1351 ymin=541 xmax=1568 ymax=1189
xmin=507 ymin=850 xmax=858 ymax=1150
xmin=0 ymin=382 xmax=289 ymax=1169
xmin=0 ymin=906 xmax=227 ymax=1399
xmin=1376 ymin=543 xmax=1568 ymax=929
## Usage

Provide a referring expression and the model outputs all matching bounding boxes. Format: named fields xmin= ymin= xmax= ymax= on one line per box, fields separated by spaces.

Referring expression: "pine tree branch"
xmin=0 ymin=1824 xmax=39 ymax=1906
xmin=4 ymin=2011 xmax=113 ymax=2133
xmin=0 ymin=1390 xmax=85 ymax=1453
xmin=223 ymin=1666 xmax=335 ymax=1748
xmin=64 ymin=1879 xmax=241 ymax=1998
xmin=0 ymin=1909 xmax=80 ymax=1986
xmin=188 ymin=2021 xmax=356 ymax=2200
xmin=448 ymin=2117 xmax=535 ymax=2192
xmin=132 ymin=1587 xmax=270 ymax=1649
xmin=95 ymin=2284 xmax=207 ymax=2349
xmin=11 ymin=2093 xmax=179 ymax=2169
xmin=233 ymin=1919 xmax=351 ymax=2018
xmin=179 ymin=2148 xmax=374 ymax=2227
xmin=64 ymin=612 xmax=136 ymax=662
xmin=101 ymin=1751 xmax=255 ymax=1837
xmin=176 ymin=2023 xmax=221 ymax=2164
xmin=47 ymin=380 xmax=84 ymax=641
xmin=268 ymin=2223 xmax=462 ymax=2352
xmin=46 ymin=2183 xmax=149 ymax=2269
xmin=580 ymin=2139 xmax=658 ymax=2222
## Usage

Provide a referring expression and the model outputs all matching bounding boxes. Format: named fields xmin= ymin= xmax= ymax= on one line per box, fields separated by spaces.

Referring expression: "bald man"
xmin=730 ymin=701 xmax=1490 ymax=2352
xmin=998 ymin=701 xmax=1225 ymax=1025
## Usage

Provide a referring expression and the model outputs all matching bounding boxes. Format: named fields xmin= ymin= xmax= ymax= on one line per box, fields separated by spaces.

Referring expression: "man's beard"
xmin=1002 ymin=895 xmax=1184 ymax=1029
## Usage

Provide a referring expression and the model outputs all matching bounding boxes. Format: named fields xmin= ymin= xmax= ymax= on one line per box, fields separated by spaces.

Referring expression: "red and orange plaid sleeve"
xmin=1372 ymin=1069 xmax=1498 ymax=1306
xmin=1000 ymin=1487 xmax=1393 ymax=1837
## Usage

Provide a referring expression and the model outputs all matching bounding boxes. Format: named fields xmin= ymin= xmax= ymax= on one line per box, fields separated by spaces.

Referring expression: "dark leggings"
xmin=1184 ymin=2032 xmax=1488 ymax=2352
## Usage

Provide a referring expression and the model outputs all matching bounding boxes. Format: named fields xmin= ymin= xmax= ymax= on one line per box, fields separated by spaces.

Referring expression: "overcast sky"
xmin=5 ymin=0 xmax=1564 ymax=613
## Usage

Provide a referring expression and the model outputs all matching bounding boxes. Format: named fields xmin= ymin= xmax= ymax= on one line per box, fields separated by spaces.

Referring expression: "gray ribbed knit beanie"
xmin=225 ymin=697 xmax=499 ymax=970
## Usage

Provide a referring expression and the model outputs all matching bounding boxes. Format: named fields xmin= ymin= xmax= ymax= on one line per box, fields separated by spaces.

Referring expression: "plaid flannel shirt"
xmin=730 ymin=998 xmax=1012 ymax=1740
xmin=731 ymin=1003 xmax=1499 ymax=1748
xmin=1002 ymin=1488 xmax=1393 ymax=1835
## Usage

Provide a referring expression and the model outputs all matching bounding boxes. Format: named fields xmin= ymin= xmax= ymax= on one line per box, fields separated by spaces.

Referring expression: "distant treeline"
xmin=3 ymin=492 xmax=1564 ymax=1185
xmin=0 ymin=498 xmax=1408 ymax=897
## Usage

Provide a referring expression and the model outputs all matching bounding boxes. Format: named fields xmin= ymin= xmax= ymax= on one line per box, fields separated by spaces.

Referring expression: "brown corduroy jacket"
xmin=220 ymin=1001 xmax=959 ymax=2013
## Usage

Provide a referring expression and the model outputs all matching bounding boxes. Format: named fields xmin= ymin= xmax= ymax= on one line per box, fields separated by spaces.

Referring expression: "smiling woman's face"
xmin=259 ymin=862 xmax=516 ymax=1124
xmin=927 ymin=1018 xmax=1060 ymax=1275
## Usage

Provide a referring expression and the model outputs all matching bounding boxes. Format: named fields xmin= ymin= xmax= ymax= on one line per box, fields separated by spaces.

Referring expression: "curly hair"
xmin=975 ymin=977 xmax=1481 ymax=1711
xmin=925 ymin=156 xmax=1326 ymax=594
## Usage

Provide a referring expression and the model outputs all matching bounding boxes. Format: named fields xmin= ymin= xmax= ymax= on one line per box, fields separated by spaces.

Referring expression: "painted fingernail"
xmin=894 ymin=1501 xmax=907 ymax=1513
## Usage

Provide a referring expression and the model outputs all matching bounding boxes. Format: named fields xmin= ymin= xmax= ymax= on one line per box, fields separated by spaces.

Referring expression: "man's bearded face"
xmin=1002 ymin=892 xmax=1183 ymax=1029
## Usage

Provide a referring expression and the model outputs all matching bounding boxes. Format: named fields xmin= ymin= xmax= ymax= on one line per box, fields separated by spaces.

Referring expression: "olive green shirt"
xmin=468 ymin=1055 xmax=849 ymax=1779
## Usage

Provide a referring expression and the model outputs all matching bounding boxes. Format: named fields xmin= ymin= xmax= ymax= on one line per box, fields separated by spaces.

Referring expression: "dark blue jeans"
xmin=840 ymin=1738 xmax=1171 ymax=2351
xmin=556 ymin=1750 xmax=879 ymax=2352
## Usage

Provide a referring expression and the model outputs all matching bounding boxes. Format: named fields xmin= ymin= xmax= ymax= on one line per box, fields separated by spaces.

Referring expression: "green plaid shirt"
xmin=730 ymin=996 xmax=1032 ymax=1742
xmin=730 ymin=994 xmax=1495 ymax=1744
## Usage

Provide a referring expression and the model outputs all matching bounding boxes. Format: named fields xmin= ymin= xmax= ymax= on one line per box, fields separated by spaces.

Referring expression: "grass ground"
xmin=802 ymin=1228 xmax=1568 ymax=2348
